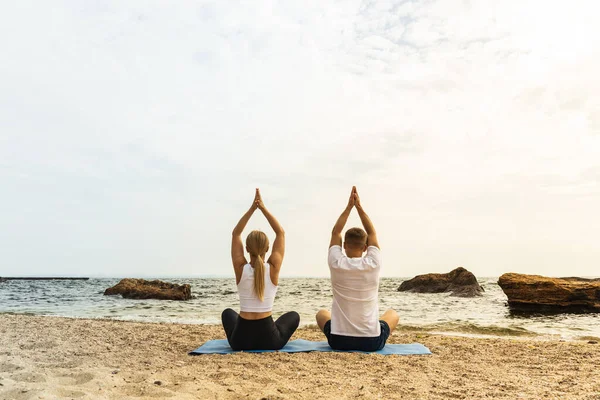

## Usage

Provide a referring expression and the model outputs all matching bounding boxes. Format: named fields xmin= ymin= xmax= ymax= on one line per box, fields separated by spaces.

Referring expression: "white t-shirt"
xmin=328 ymin=245 xmax=382 ymax=337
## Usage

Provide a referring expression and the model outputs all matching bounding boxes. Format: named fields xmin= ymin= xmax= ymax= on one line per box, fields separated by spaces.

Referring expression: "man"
xmin=316 ymin=186 xmax=399 ymax=351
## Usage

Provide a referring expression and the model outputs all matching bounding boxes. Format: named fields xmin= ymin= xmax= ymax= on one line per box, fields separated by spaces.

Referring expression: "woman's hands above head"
xmin=254 ymin=188 xmax=266 ymax=212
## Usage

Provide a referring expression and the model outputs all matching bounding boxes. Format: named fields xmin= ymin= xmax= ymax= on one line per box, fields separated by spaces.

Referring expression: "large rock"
xmin=498 ymin=273 xmax=600 ymax=312
xmin=398 ymin=267 xmax=484 ymax=297
xmin=104 ymin=279 xmax=191 ymax=300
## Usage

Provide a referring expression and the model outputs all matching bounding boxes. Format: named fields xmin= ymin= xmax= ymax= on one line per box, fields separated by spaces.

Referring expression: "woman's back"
xmin=222 ymin=188 xmax=299 ymax=350
xmin=237 ymin=263 xmax=278 ymax=313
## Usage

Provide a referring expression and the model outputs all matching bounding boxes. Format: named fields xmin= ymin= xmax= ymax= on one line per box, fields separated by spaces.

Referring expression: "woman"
xmin=222 ymin=188 xmax=300 ymax=350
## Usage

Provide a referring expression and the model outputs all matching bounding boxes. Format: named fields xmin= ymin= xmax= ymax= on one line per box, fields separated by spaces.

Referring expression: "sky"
xmin=1 ymin=0 xmax=599 ymax=278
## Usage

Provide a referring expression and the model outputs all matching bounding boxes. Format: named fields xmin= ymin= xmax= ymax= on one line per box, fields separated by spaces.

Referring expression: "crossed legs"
xmin=315 ymin=309 xmax=332 ymax=332
xmin=380 ymin=309 xmax=400 ymax=331
xmin=315 ymin=308 xmax=399 ymax=332
xmin=221 ymin=308 xmax=300 ymax=350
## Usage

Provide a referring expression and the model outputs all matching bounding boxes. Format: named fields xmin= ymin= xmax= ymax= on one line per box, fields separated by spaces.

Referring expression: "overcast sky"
xmin=1 ymin=1 xmax=599 ymax=278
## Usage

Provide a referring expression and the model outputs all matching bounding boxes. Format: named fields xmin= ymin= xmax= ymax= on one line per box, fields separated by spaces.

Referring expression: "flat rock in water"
xmin=498 ymin=273 xmax=600 ymax=312
xmin=398 ymin=267 xmax=484 ymax=297
xmin=104 ymin=278 xmax=191 ymax=300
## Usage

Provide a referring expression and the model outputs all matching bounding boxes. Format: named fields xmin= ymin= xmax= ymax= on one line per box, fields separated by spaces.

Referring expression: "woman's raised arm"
xmin=231 ymin=191 xmax=259 ymax=282
xmin=254 ymin=189 xmax=285 ymax=271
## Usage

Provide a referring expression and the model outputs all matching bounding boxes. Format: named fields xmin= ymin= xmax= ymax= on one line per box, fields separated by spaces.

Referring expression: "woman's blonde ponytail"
xmin=246 ymin=230 xmax=269 ymax=301
xmin=252 ymin=255 xmax=265 ymax=301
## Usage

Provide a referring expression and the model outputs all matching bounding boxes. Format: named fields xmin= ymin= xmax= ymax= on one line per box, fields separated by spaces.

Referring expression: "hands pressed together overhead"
xmin=252 ymin=186 xmax=361 ymax=212
xmin=346 ymin=186 xmax=362 ymax=210
xmin=252 ymin=188 xmax=266 ymax=212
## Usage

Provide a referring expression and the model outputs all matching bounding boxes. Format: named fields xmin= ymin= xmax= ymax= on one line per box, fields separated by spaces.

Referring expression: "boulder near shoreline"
xmin=498 ymin=273 xmax=600 ymax=312
xmin=398 ymin=267 xmax=484 ymax=297
xmin=104 ymin=278 xmax=192 ymax=301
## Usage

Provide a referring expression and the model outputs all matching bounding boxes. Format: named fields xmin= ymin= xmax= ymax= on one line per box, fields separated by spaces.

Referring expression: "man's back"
xmin=316 ymin=186 xmax=398 ymax=352
xmin=328 ymin=245 xmax=381 ymax=337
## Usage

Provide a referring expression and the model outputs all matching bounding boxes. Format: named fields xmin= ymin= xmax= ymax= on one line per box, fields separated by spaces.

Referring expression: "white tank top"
xmin=237 ymin=263 xmax=278 ymax=312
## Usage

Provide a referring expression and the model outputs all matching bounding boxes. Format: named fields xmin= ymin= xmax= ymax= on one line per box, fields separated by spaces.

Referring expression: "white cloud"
xmin=1 ymin=0 xmax=599 ymax=278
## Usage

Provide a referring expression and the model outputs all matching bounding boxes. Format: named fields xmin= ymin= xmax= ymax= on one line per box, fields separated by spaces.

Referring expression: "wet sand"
xmin=1 ymin=314 xmax=599 ymax=399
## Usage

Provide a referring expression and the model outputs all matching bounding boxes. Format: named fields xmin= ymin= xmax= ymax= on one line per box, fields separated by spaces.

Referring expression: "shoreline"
xmin=4 ymin=277 xmax=600 ymax=342
xmin=3 ymin=312 xmax=599 ymax=343
xmin=2 ymin=315 xmax=600 ymax=399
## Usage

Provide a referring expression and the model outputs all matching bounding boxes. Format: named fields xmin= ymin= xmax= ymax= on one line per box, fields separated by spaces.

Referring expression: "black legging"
xmin=221 ymin=308 xmax=300 ymax=351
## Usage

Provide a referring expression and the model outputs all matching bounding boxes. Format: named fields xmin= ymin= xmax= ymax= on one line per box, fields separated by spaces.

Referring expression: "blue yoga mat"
xmin=189 ymin=339 xmax=431 ymax=355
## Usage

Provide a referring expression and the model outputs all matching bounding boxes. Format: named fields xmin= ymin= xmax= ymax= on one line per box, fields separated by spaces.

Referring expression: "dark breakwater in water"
xmin=0 ymin=277 xmax=89 ymax=280
xmin=1 ymin=277 xmax=599 ymax=340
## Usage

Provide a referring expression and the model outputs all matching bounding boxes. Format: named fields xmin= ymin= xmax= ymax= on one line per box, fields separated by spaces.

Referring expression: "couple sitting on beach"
xmin=222 ymin=187 xmax=399 ymax=352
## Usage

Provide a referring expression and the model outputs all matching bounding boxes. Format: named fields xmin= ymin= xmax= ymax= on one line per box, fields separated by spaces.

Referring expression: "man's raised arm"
xmin=354 ymin=189 xmax=380 ymax=249
xmin=330 ymin=187 xmax=356 ymax=248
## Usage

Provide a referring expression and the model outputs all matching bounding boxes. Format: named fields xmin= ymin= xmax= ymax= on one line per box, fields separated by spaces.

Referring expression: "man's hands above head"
xmin=330 ymin=185 xmax=379 ymax=249
xmin=346 ymin=185 xmax=364 ymax=210
xmin=346 ymin=186 xmax=358 ymax=210
xmin=332 ymin=186 xmax=357 ymax=248
xmin=353 ymin=187 xmax=363 ymax=210
xmin=353 ymin=187 xmax=379 ymax=249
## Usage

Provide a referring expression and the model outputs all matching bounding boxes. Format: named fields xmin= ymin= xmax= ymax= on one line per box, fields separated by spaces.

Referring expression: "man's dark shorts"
xmin=323 ymin=320 xmax=390 ymax=352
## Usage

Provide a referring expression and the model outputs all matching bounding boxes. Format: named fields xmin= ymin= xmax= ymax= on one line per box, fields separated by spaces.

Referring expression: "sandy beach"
xmin=1 ymin=315 xmax=599 ymax=399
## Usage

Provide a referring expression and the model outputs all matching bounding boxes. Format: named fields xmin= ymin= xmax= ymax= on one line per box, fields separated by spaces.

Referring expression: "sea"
xmin=1 ymin=277 xmax=599 ymax=341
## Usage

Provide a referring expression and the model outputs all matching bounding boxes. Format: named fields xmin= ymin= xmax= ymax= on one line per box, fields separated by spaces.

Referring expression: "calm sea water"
xmin=1 ymin=278 xmax=599 ymax=340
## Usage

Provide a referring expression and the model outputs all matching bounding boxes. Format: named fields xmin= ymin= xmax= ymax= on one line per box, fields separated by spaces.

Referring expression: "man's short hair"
xmin=344 ymin=227 xmax=367 ymax=248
